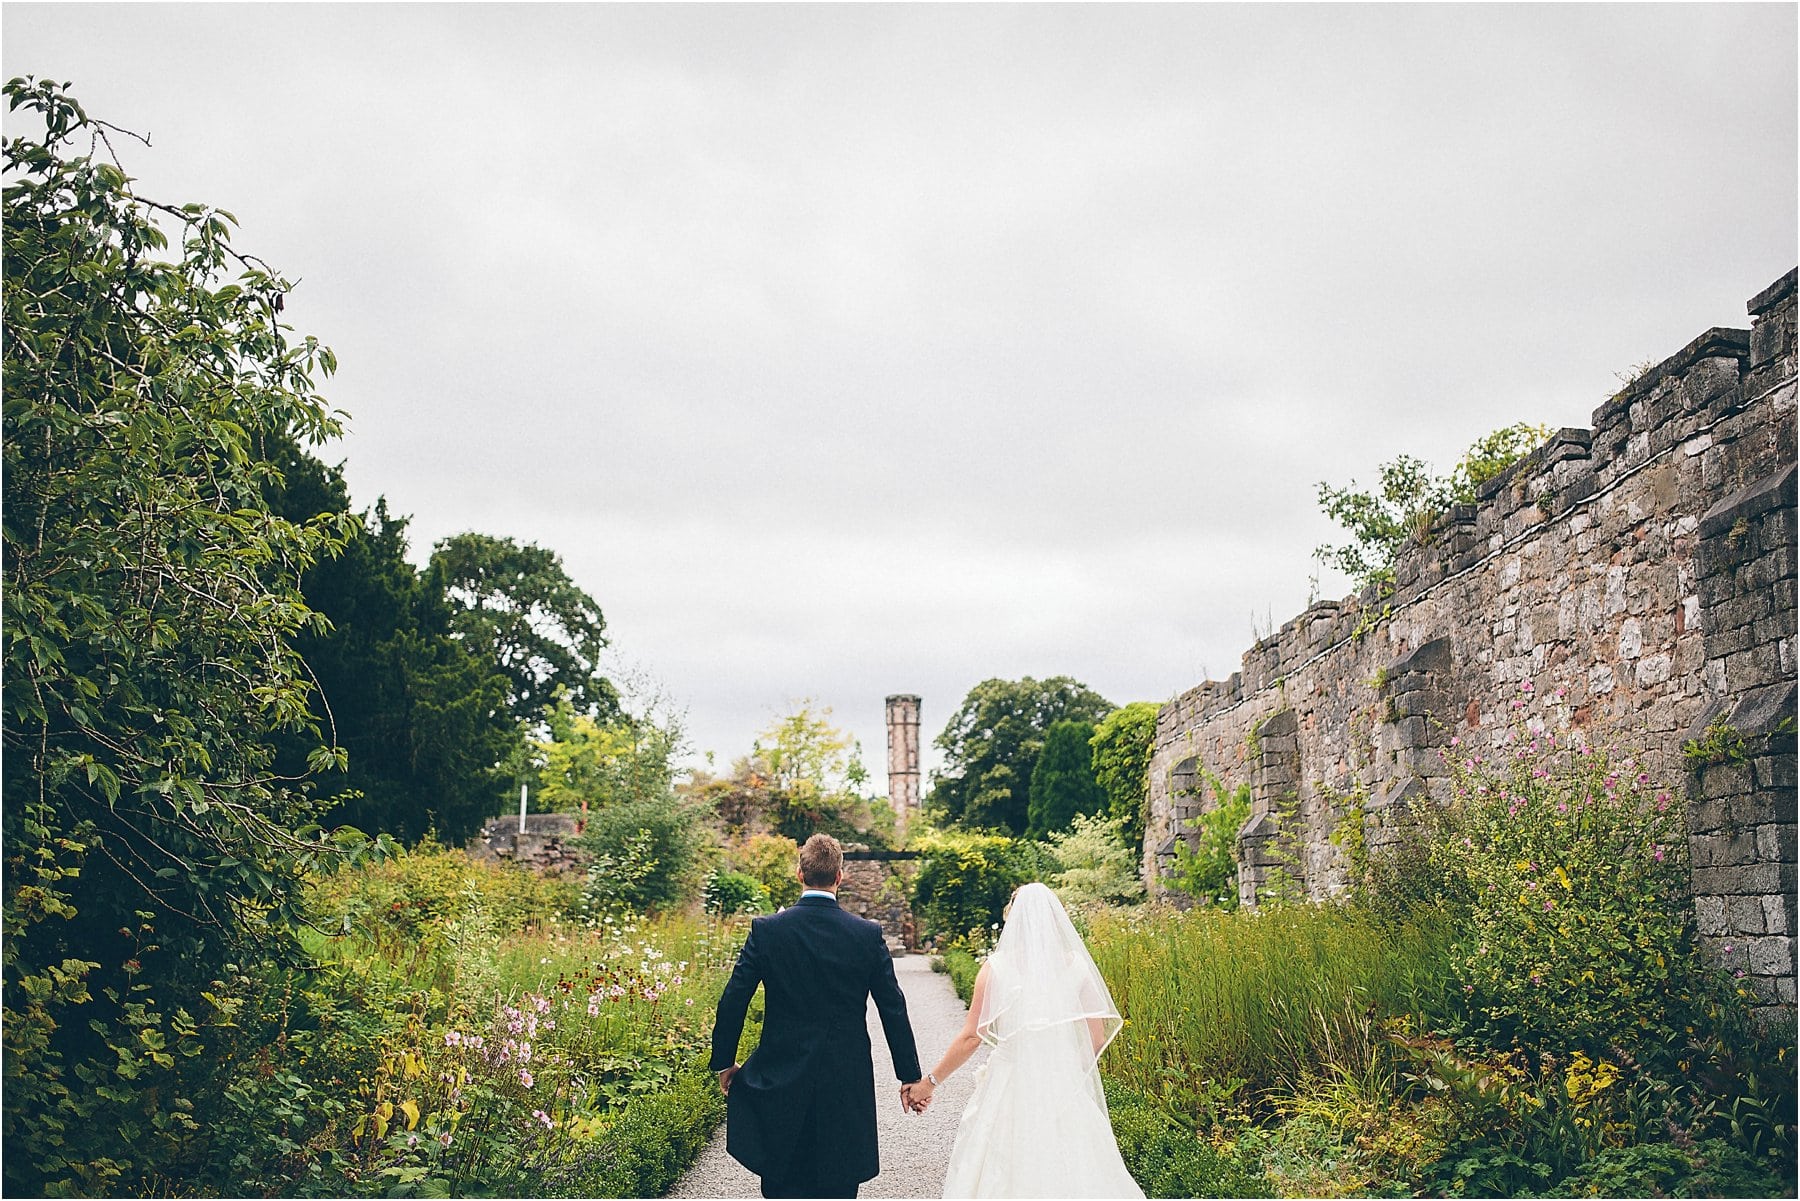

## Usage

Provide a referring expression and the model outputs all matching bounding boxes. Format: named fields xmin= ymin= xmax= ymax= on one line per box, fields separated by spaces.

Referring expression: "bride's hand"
xmin=909 ymin=1079 xmax=936 ymax=1113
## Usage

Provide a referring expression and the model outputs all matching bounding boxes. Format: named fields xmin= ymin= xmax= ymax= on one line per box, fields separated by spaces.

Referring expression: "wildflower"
xmin=520 ymin=1068 xmax=535 ymax=1088
xmin=1653 ymin=846 xmax=1665 ymax=863
xmin=444 ymin=1031 xmax=462 ymax=1047
xmin=532 ymin=1108 xmax=555 ymax=1130
xmin=1521 ymin=680 xmax=1533 ymax=693
xmin=1451 ymin=736 xmax=1462 ymax=746
xmin=1637 ymin=773 xmax=1649 ymax=785
xmin=1724 ymin=944 xmax=1735 ymax=953
xmin=1531 ymin=973 xmax=1542 ymax=985
xmin=439 ymin=1132 xmax=454 ymax=1148
xmin=1735 ymin=970 xmax=1746 ymax=979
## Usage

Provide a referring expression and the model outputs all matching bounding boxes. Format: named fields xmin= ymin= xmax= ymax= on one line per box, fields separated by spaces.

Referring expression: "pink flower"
xmin=519 ymin=1069 xmax=534 ymax=1088
xmin=1521 ymin=680 xmax=1534 ymax=693
xmin=532 ymin=1108 xmax=554 ymax=1130
xmin=1653 ymin=846 xmax=1665 ymax=862
xmin=439 ymin=1132 xmax=454 ymax=1148
xmin=1531 ymin=973 xmax=1542 ymax=985
xmin=1451 ymin=736 xmax=1463 ymax=747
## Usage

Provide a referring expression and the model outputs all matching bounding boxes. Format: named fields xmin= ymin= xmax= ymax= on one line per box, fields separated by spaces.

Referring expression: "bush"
xmin=1107 ymin=1084 xmax=1273 ymax=1198
xmin=574 ymin=794 xmax=707 ymax=914
xmin=725 ymin=833 xmax=802 ymax=910
xmin=1428 ymin=702 xmax=1710 ymax=1066
xmin=910 ymin=831 xmax=1058 ymax=941
xmin=1163 ymin=775 xmax=1250 ymax=910
xmin=541 ymin=1067 xmax=726 ymax=1197
xmin=934 ymin=947 xmax=981 ymax=1005
xmin=1049 ymin=812 xmax=1146 ymax=908
xmin=308 ymin=839 xmax=578 ymax=942
xmin=704 ymin=870 xmax=770 ymax=916
xmin=1547 ymin=1137 xmax=1789 ymax=1198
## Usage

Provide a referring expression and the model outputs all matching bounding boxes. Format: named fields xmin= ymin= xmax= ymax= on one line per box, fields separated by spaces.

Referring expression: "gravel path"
xmin=668 ymin=955 xmax=986 ymax=1199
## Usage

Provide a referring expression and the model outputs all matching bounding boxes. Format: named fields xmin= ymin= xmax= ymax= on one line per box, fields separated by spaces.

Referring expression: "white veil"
xmin=973 ymin=882 xmax=1122 ymax=1063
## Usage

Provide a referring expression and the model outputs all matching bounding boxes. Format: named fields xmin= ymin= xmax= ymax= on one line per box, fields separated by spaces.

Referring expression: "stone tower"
xmin=885 ymin=694 xmax=921 ymax=840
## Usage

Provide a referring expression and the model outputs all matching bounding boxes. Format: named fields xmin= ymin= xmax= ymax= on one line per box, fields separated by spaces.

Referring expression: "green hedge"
xmin=935 ymin=947 xmax=981 ymax=1005
xmin=1106 ymin=1084 xmax=1272 ymax=1199
xmin=543 ymin=1067 xmax=725 ymax=1197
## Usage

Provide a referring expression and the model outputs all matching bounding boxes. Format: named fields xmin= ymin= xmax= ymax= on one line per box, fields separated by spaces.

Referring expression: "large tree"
xmin=927 ymin=676 xmax=1113 ymax=836
xmin=1026 ymin=719 xmax=1106 ymax=837
xmin=1089 ymin=701 xmax=1160 ymax=851
xmin=264 ymin=446 xmax=518 ymax=843
xmin=428 ymin=531 xmax=617 ymax=724
xmin=2 ymin=79 xmax=368 ymax=1194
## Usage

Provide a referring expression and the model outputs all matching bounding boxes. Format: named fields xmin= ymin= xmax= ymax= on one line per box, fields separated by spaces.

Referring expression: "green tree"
xmin=428 ymin=531 xmax=617 ymax=725
xmin=574 ymin=794 xmax=707 ymax=914
xmin=2 ymin=78 xmax=374 ymax=1195
xmin=534 ymin=691 xmax=680 ymax=815
xmin=1089 ymin=702 xmax=1160 ymax=851
xmin=1026 ymin=719 xmax=1106 ymax=836
xmin=1315 ymin=422 xmax=1551 ymax=590
xmin=927 ymin=676 xmax=1113 ymax=836
xmin=265 ymin=447 xmax=518 ymax=844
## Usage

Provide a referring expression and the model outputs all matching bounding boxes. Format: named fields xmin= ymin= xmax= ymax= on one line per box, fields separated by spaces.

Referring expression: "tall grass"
xmin=1087 ymin=901 xmax=1454 ymax=1115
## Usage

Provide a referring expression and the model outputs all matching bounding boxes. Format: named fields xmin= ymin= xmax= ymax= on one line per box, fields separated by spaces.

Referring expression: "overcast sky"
xmin=7 ymin=4 xmax=1795 ymax=789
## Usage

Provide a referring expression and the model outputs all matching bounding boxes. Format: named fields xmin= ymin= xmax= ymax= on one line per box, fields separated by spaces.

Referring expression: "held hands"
xmin=900 ymin=1078 xmax=936 ymax=1114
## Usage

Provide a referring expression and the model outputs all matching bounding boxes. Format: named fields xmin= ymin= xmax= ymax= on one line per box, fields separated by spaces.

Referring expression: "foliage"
xmin=534 ymin=693 xmax=680 ymax=816
xmin=1090 ymin=702 xmax=1160 ymax=851
xmin=723 ymin=833 xmax=802 ymax=910
xmin=927 ymin=676 xmax=1114 ymax=835
xmin=0 ymin=77 xmax=389 ymax=1197
xmin=306 ymin=840 xmax=577 ymax=947
xmin=573 ymin=794 xmax=707 ymax=916
xmin=1107 ymin=1083 xmax=1275 ymax=1199
xmin=933 ymin=946 xmax=981 ymax=1005
xmin=1546 ymin=1138 xmax=1787 ymax=1198
xmin=1026 ymin=719 xmax=1106 ymax=836
xmin=1315 ymin=422 xmax=1550 ymax=590
xmin=1428 ymin=697 xmax=1706 ymax=1066
xmin=1086 ymin=903 xmax=1456 ymax=1113
xmin=1163 ymin=775 xmax=1252 ymax=910
xmin=428 ymin=531 xmax=617 ymax=726
xmin=266 ymin=451 xmax=519 ymax=845
xmin=1683 ymin=715 xmax=1751 ymax=766
xmin=703 ymin=870 xmax=770 ymax=916
xmin=687 ymin=702 xmax=887 ymax=846
xmin=910 ymin=830 xmax=1059 ymax=941
xmin=1049 ymin=812 xmax=1146 ymax=908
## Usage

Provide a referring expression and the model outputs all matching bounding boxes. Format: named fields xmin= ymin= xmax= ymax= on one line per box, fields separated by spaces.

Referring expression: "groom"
xmin=710 ymin=833 xmax=923 ymax=1199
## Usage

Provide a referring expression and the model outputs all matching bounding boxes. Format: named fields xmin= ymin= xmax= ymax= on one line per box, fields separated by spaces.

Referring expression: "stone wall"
xmin=840 ymin=851 xmax=921 ymax=953
xmin=1145 ymin=268 xmax=1797 ymax=1018
xmin=470 ymin=812 xmax=589 ymax=876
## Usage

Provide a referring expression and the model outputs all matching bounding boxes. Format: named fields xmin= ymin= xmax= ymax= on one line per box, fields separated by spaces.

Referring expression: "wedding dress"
xmin=941 ymin=884 xmax=1145 ymax=1199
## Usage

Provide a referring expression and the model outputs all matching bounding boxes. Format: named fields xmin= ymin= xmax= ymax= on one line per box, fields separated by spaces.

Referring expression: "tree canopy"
xmin=1089 ymin=701 xmax=1160 ymax=851
xmin=1026 ymin=719 xmax=1106 ymax=837
xmin=264 ymin=447 xmax=518 ymax=844
xmin=2 ymin=77 xmax=376 ymax=1194
xmin=927 ymin=676 xmax=1113 ymax=836
xmin=428 ymin=531 xmax=617 ymax=725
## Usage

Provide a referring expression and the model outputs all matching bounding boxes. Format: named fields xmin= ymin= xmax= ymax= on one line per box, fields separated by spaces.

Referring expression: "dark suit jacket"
xmin=709 ymin=895 xmax=922 ymax=1185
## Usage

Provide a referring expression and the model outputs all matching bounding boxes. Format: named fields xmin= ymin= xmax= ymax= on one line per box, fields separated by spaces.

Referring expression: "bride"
xmin=907 ymin=882 xmax=1144 ymax=1199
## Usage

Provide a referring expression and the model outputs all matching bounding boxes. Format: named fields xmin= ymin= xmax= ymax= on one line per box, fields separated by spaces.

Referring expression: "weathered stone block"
xmin=1755 ymin=823 xmax=1797 ymax=863
xmin=1731 ymin=894 xmax=1769 ymax=934
xmin=1696 ymin=895 xmax=1730 ymax=936
xmin=1754 ymin=754 xmax=1797 ymax=791
xmin=1749 ymin=935 xmax=1795 ymax=977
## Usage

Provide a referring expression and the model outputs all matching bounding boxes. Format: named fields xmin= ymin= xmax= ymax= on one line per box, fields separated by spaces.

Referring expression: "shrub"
xmin=1107 ymin=1084 xmax=1274 ymax=1198
xmin=934 ymin=946 xmax=981 ymax=1005
xmin=1546 ymin=1137 xmax=1788 ymax=1198
xmin=725 ymin=833 xmax=802 ymax=910
xmin=703 ymin=870 xmax=770 ymax=916
xmin=1163 ymin=776 xmax=1251 ymax=910
xmin=1049 ymin=812 xmax=1145 ymax=907
xmin=1428 ymin=700 xmax=1710 ymax=1066
xmin=910 ymin=831 xmax=1058 ymax=941
xmin=574 ymin=794 xmax=706 ymax=914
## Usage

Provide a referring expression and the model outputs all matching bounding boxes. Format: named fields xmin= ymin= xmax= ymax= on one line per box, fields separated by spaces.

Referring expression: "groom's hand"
xmin=717 ymin=1064 xmax=740 ymax=1095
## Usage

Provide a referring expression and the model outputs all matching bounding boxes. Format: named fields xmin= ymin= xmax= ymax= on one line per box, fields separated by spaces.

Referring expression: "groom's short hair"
xmin=798 ymin=833 xmax=843 ymax=887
